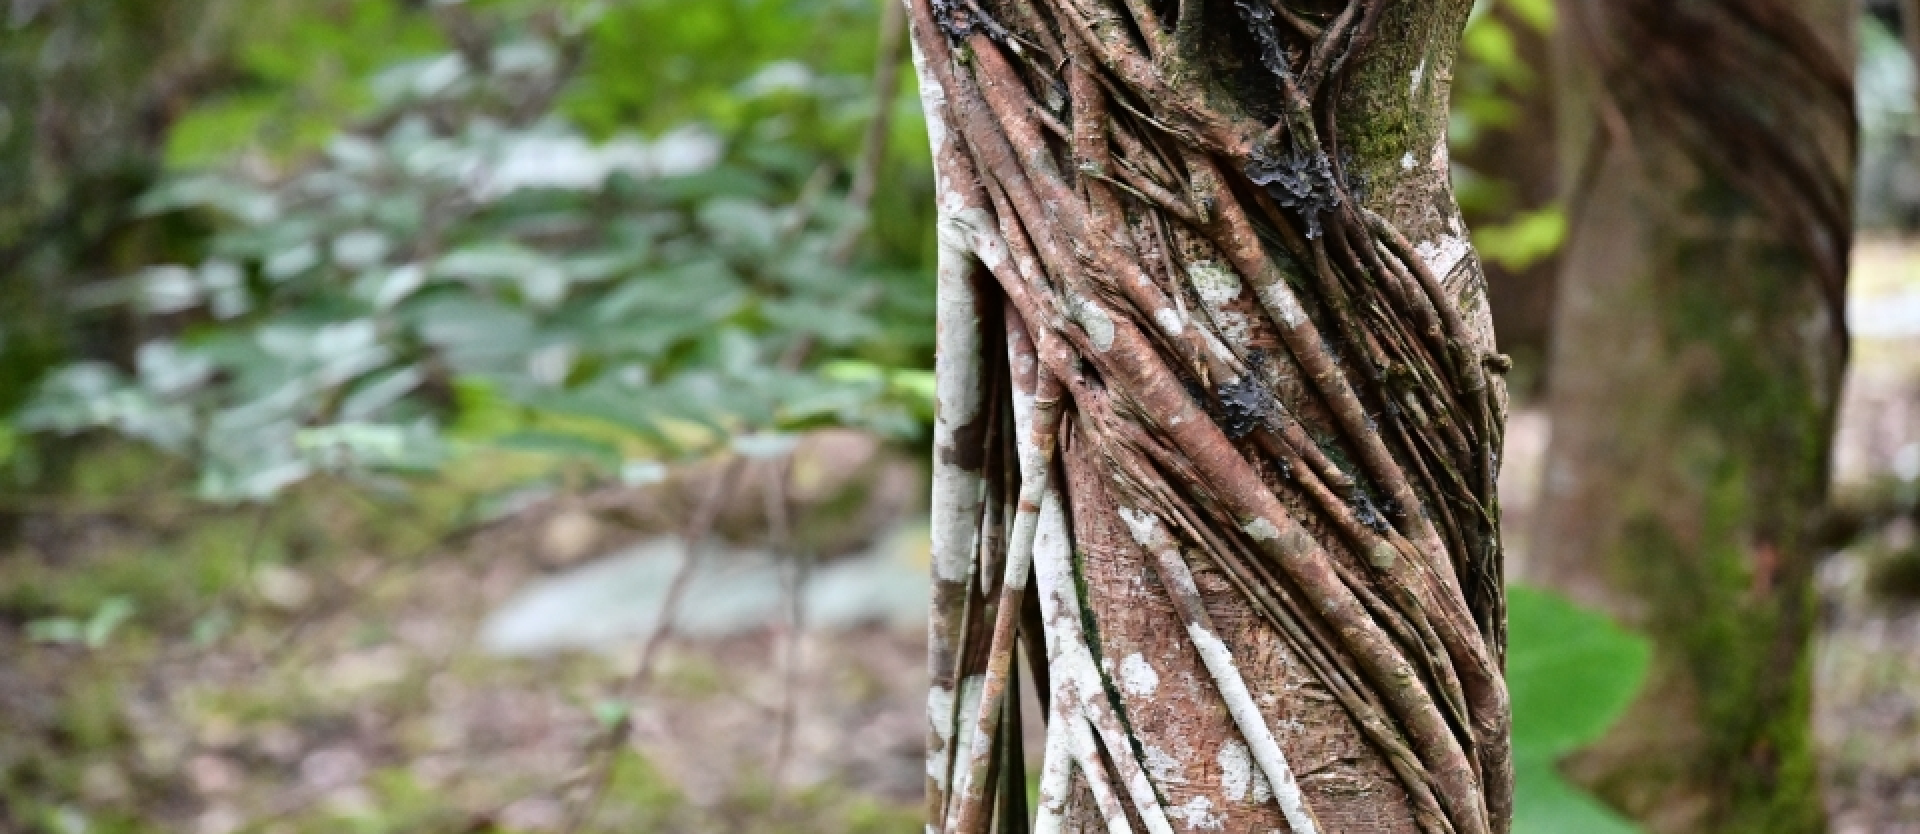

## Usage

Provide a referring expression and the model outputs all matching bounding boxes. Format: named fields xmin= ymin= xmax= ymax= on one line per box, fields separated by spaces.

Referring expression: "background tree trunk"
xmin=1528 ymin=1 xmax=1855 ymax=831
xmin=910 ymin=1 xmax=1512 ymax=831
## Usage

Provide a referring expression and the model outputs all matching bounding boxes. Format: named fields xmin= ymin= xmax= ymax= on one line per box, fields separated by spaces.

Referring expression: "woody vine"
xmin=913 ymin=0 xmax=1510 ymax=832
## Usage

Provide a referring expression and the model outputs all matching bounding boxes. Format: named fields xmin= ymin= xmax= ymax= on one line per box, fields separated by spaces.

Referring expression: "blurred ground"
xmin=0 ymin=435 xmax=931 ymax=833
xmin=1815 ymin=239 xmax=1920 ymax=834
xmin=4 ymin=243 xmax=1920 ymax=833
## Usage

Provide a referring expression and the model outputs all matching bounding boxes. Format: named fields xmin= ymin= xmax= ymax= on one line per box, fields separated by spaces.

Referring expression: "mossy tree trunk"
xmin=1528 ymin=1 xmax=1855 ymax=831
xmin=910 ymin=1 xmax=1513 ymax=831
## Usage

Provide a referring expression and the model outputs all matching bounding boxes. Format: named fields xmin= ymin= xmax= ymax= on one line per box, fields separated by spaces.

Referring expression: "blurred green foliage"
xmin=1473 ymin=206 xmax=1566 ymax=271
xmin=162 ymin=0 xmax=446 ymax=168
xmin=1452 ymin=0 xmax=1565 ymax=272
xmin=1453 ymin=0 xmax=1552 ymax=153
xmin=13 ymin=0 xmax=934 ymax=502
xmin=1857 ymin=12 xmax=1920 ymax=230
xmin=0 ymin=0 xmax=228 ymax=433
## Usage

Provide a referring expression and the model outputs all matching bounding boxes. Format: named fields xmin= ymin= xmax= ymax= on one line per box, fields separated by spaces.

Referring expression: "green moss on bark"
xmin=1555 ymin=171 xmax=1840 ymax=834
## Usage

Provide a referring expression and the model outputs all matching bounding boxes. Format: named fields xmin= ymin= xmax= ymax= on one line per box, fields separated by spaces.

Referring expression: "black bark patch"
xmin=941 ymin=412 xmax=991 ymax=472
xmin=1216 ymin=375 xmax=1274 ymax=439
xmin=1246 ymin=142 xmax=1342 ymax=239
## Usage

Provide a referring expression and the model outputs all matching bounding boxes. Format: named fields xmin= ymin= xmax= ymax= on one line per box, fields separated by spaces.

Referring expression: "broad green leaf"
xmin=1507 ymin=585 xmax=1652 ymax=834
xmin=1513 ymin=757 xmax=1639 ymax=834
xmin=1474 ymin=207 xmax=1568 ymax=271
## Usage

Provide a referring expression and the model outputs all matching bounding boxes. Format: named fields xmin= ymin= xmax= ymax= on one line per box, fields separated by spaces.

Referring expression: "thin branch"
xmin=559 ymin=456 xmax=748 ymax=834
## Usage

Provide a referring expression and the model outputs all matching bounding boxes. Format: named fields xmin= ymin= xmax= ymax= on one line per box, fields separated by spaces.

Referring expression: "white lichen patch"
xmin=1187 ymin=261 xmax=1244 ymax=306
xmin=1415 ymin=235 xmax=1470 ymax=283
xmin=1216 ymin=310 xmax=1254 ymax=350
xmin=1169 ymin=796 xmax=1226 ymax=830
xmin=1155 ymin=307 xmax=1186 ymax=335
xmin=1015 ymin=350 xmax=1036 ymax=377
xmin=928 ymin=684 xmax=956 ymax=786
xmin=1117 ymin=507 xmax=1160 ymax=546
xmin=1071 ymin=295 xmax=1117 ymax=352
xmin=1219 ymin=739 xmax=1254 ymax=801
xmin=1254 ymin=282 xmax=1308 ymax=328
xmin=908 ymin=39 xmax=948 ymax=155
xmin=1401 ymin=151 xmax=1416 ymax=170
xmin=945 ymin=675 xmax=985 ymax=801
xmin=955 ymin=207 xmax=1005 ymax=269
xmin=1410 ymin=57 xmax=1427 ymax=94
xmin=929 ymin=193 xmax=984 ymax=587
xmin=1120 ymin=652 xmax=1160 ymax=696
xmin=1242 ymin=517 xmax=1281 ymax=541
xmin=1144 ymin=744 xmax=1186 ymax=785
xmin=1221 ymin=740 xmax=1276 ymax=804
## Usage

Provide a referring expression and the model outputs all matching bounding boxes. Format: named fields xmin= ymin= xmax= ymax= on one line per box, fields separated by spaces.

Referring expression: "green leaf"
xmin=1464 ymin=17 xmax=1524 ymax=81
xmin=592 ymin=699 xmax=632 ymax=731
xmin=1473 ymin=207 xmax=1567 ymax=271
xmin=1504 ymin=0 xmax=1557 ymax=32
xmin=83 ymin=597 xmax=137 ymax=647
xmin=28 ymin=597 xmax=137 ymax=647
xmin=1513 ymin=757 xmax=1640 ymax=834
xmin=25 ymin=618 xmax=84 ymax=644
xmin=1508 ymin=586 xmax=1650 ymax=755
xmin=492 ymin=430 xmax=623 ymax=468
xmin=1507 ymin=585 xmax=1652 ymax=834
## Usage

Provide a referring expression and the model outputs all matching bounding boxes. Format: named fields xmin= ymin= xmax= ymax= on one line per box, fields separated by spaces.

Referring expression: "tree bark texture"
xmin=1530 ymin=1 xmax=1854 ymax=831
xmin=911 ymin=2 xmax=1512 ymax=832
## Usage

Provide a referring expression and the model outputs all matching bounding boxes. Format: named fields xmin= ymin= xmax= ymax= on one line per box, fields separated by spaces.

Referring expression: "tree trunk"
xmin=1528 ymin=1 xmax=1854 ymax=831
xmin=910 ymin=1 xmax=1512 ymax=831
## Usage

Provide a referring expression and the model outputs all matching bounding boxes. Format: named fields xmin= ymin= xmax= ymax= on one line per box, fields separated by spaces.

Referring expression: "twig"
xmin=830 ymin=0 xmax=912 ymax=263
xmin=764 ymin=454 xmax=808 ymax=794
xmin=558 ymin=455 xmax=748 ymax=834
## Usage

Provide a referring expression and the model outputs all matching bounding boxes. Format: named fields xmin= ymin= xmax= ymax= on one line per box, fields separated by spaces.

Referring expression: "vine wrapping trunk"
xmin=913 ymin=1 xmax=1512 ymax=831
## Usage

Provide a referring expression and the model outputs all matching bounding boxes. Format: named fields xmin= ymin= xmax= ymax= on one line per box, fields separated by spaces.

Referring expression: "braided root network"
xmin=916 ymin=1 xmax=1510 ymax=832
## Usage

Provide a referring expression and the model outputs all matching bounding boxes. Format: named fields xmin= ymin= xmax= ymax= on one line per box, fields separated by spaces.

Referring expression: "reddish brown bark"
xmin=916 ymin=2 xmax=1513 ymax=831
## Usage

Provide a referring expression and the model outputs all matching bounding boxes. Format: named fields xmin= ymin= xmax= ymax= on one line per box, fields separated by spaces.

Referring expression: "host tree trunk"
xmin=1528 ymin=1 xmax=1854 ymax=832
xmin=910 ymin=1 xmax=1513 ymax=831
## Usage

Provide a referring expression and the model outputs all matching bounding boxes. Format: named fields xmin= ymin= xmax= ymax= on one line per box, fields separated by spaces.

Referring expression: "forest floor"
xmin=0 ymin=436 xmax=933 ymax=833
xmin=2 ymin=243 xmax=1918 ymax=834
xmin=1810 ymin=239 xmax=1920 ymax=834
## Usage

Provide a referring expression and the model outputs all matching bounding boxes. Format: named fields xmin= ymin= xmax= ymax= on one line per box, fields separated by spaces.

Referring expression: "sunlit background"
xmin=0 ymin=1 xmax=1915 ymax=832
